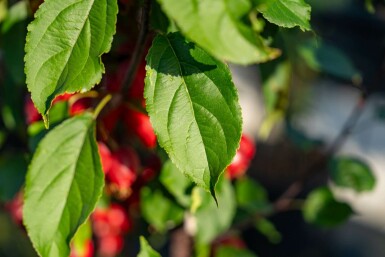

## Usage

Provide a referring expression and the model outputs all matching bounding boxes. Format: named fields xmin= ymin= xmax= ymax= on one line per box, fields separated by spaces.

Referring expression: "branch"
xmin=273 ymin=92 xmax=367 ymax=212
xmin=120 ymin=0 xmax=151 ymax=96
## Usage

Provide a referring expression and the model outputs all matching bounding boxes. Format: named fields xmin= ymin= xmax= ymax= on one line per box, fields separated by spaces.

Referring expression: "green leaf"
xmin=24 ymin=113 xmax=104 ymax=257
xmin=216 ymin=246 xmax=257 ymax=257
xmin=28 ymin=101 xmax=70 ymax=152
xmin=159 ymin=160 xmax=192 ymax=207
xmin=150 ymin=0 xmax=171 ymax=34
xmin=157 ymin=0 xmax=279 ymax=64
xmin=195 ymin=177 xmax=235 ymax=244
xmin=329 ymin=157 xmax=376 ymax=192
xmin=1 ymin=76 xmax=25 ymax=131
xmin=303 ymin=187 xmax=353 ymax=228
xmin=2 ymin=19 xmax=27 ymax=86
xmin=254 ymin=218 xmax=281 ymax=244
xmin=145 ymin=33 xmax=242 ymax=196
xmin=0 ymin=154 xmax=27 ymax=202
xmin=71 ymin=220 xmax=92 ymax=256
xmin=25 ymin=0 xmax=118 ymax=124
xmin=140 ymin=186 xmax=184 ymax=232
xmin=298 ymin=40 xmax=361 ymax=82
xmin=235 ymin=177 xmax=270 ymax=213
xmin=1 ymin=1 xmax=28 ymax=33
xmin=255 ymin=0 xmax=311 ymax=31
xmin=0 ymin=0 xmax=7 ymax=23
xmin=260 ymin=60 xmax=291 ymax=114
xmin=138 ymin=236 xmax=162 ymax=257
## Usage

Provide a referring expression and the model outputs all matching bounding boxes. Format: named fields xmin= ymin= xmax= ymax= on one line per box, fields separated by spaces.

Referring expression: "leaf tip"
xmin=42 ymin=114 xmax=49 ymax=129
xmin=210 ymin=186 xmax=218 ymax=207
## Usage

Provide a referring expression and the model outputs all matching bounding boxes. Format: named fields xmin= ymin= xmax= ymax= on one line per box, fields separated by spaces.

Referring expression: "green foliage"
xmin=303 ymin=187 xmax=353 ymax=227
xmin=216 ymin=246 xmax=257 ymax=257
xmin=138 ymin=236 xmax=162 ymax=257
xmin=254 ymin=0 xmax=311 ymax=31
xmin=1 ymin=1 xmax=27 ymax=34
xmin=71 ymin=221 xmax=92 ymax=256
xmin=0 ymin=154 xmax=27 ymax=201
xmin=254 ymin=218 xmax=281 ymax=244
xmin=157 ymin=0 xmax=280 ymax=64
xmin=235 ymin=177 xmax=270 ymax=213
xmin=28 ymin=101 xmax=70 ymax=151
xmin=23 ymin=113 xmax=104 ymax=257
xmin=145 ymin=32 xmax=242 ymax=197
xmin=159 ymin=160 xmax=192 ymax=207
xmin=140 ymin=186 xmax=184 ymax=232
xmin=329 ymin=156 xmax=376 ymax=192
xmin=194 ymin=177 xmax=236 ymax=244
xmin=298 ymin=40 xmax=361 ymax=82
xmin=261 ymin=60 xmax=291 ymax=114
xmin=24 ymin=0 xmax=118 ymax=124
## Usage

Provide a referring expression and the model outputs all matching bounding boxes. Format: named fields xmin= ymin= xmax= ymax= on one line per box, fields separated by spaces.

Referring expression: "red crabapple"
xmin=226 ymin=134 xmax=256 ymax=179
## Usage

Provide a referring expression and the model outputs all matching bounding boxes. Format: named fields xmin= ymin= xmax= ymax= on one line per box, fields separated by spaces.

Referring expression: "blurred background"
xmin=1 ymin=0 xmax=385 ymax=256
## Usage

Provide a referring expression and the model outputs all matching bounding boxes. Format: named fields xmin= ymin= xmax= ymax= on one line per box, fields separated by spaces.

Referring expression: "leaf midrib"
xmin=29 ymin=0 xmax=96 ymax=101
xmin=47 ymin=117 xmax=92 ymax=256
xmin=163 ymin=36 xmax=210 ymax=178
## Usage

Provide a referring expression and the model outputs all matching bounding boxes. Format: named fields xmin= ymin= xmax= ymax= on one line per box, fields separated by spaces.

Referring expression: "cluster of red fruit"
xmin=12 ymin=43 xmax=256 ymax=256
xmin=16 ymin=56 xmax=160 ymax=256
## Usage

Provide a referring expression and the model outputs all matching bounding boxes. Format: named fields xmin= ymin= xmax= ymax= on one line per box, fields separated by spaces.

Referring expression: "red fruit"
xmin=226 ymin=134 xmax=256 ymax=180
xmin=53 ymin=93 xmax=74 ymax=103
xmin=212 ymin=235 xmax=246 ymax=256
xmin=24 ymin=96 xmax=41 ymax=125
xmin=98 ymin=235 xmax=124 ymax=257
xmin=217 ymin=236 xmax=246 ymax=249
xmin=92 ymin=204 xmax=131 ymax=237
xmin=239 ymin=134 xmax=256 ymax=160
xmin=101 ymin=106 xmax=124 ymax=134
xmin=106 ymin=204 xmax=131 ymax=234
xmin=5 ymin=192 xmax=23 ymax=225
xmin=70 ymin=239 xmax=94 ymax=257
xmin=98 ymin=142 xmax=113 ymax=174
xmin=107 ymin=147 xmax=139 ymax=198
xmin=140 ymin=155 xmax=161 ymax=183
xmin=123 ymin=107 xmax=157 ymax=149
xmin=69 ymin=97 xmax=93 ymax=116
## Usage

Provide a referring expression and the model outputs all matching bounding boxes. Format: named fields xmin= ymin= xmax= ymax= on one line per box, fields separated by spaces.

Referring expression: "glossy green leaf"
xmin=157 ymin=0 xmax=279 ymax=64
xmin=24 ymin=113 xmax=104 ymax=257
xmin=235 ymin=177 xmax=270 ymax=213
xmin=216 ymin=246 xmax=257 ymax=257
xmin=138 ymin=237 xmax=162 ymax=257
xmin=329 ymin=157 xmax=376 ymax=192
xmin=195 ymin=177 xmax=235 ymax=243
xmin=140 ymin=186 xmax=184 ymax=232
xmin=25 ymin=0 xmax=118 ymax=123
xmin=255 ymin=0 xmax=311 ymax=31
xmin=303 ymin=187 xmax=353 ymax=228
xmin=159 ymin=160 xmax=192 ymax=207
xmin=145 ymin=33 xmax=242 ymax=196
xmin=0 ymin=154 xmax=27 ymax=201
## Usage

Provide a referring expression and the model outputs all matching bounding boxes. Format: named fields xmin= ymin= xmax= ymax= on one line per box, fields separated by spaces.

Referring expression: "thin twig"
xmin=273 ymin=92 xmax=367 ymax=212
xmin=120 ymin=0 xmax=151 ymax=96
xmin=228 ymin=92 xmax=367 ymax=233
